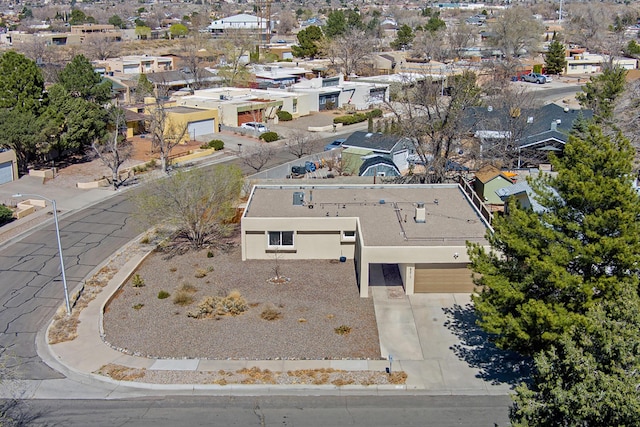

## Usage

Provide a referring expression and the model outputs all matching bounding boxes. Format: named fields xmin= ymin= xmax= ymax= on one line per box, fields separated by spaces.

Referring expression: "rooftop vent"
xmin=487 ymin=105 xmax=493 ymax=112
xmin=527 ymin=116 xmax=534 ymax=124
xmin=415 ymin=202 xmax=426 ymax=223
xmin=293 ymin=192 xmax=304 ymax=206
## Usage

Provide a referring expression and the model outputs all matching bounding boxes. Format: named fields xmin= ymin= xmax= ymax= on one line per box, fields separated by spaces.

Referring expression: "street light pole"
xmin=12 ymin=193 xmax=71 ymax=315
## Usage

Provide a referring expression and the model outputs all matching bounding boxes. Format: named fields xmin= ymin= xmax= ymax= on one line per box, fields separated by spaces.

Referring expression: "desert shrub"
xmin=132 ymin=303 xmax=144 ymax=310
xmin=333 ymin=109 xmax=383 ymax=125
xmin=0 ymin=205 xmax=14 ymax=225
xmin=169 ymin=266 xmax=177 ymax=272
xmin=179 ymin=282 xmax=197 ymax=293
xmin=207 ymin=250 xmax=214 ymax=258
xmin=157 ymin=290 xmax=170 ymax=299
xmin=139 ymin=234 xmax=150 ymax=244
xmin=146 ymin=159 xmax=157 ymax=169
xmin=259 ymin=131 xmax=279 ymax=142
xmin=173 ymin=290 xmax=194 ymax=306
xmin=276 ymin=110 xmax=293 ymax=121
xmin=260 ymin=304 xmax=282 ymax=321
xmin=334 ymin=325 xmax=352 ymax=335
xmin=200 ymin=139 xmax=224 ymax=150
xmin=187 ymin=290 xmax=248 ymax=318
xmin=194 ymin=268 xmax=208 ymax=278
xmin=131 ymin=274 xmax=145 ymax=287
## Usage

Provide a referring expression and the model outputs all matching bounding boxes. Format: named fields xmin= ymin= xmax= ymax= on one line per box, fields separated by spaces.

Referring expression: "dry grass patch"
xmin=388 ymin=371 xmax=408 ymax=384
xmin=179 ymin=282 xmax=197 ymax=293
xmin=334 ymin=325 xmax=352 ymax=335
xmin=96 ymin=363 xmax=146 ymax=381
xmin=260 ymin=304 xmax=282 ymax=321
xmin=173 ymin=290 xmax=194 ymax=306
xmin=237 ymin=367 xmax=275 ymax=384
xmin=188 ymin=290 xmax=248 ymax=319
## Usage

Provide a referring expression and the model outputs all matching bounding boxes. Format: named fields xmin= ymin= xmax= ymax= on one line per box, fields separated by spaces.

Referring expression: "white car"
xmin=241 ymin=122 xmax=268 ymax=133
xmin=542 ymin=74 xmax=553 ymax=83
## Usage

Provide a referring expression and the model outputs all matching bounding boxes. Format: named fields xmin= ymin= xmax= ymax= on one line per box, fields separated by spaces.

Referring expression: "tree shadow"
xmin=443 ymin=303 xmax=532 ymax=386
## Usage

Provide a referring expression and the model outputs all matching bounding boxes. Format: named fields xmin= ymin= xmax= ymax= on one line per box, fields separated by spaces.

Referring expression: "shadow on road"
xmin=443 ymin=303 xmax=532 ymax=386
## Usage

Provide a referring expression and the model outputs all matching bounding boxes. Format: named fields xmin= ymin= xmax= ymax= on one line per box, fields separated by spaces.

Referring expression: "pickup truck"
xmin=520 ymin=73 xmax=547 ymax=84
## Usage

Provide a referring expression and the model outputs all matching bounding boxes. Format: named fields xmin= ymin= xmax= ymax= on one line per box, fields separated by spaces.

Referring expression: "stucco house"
xmin=241 ymin=184 xmax=491 ymax=297
xmin=0 ymin=149 xmax=18 ymax=184
xmin=291 ymin=75 xmax=389 ymax=111
xmin=341 ymin=131 xmax=412 ymax=175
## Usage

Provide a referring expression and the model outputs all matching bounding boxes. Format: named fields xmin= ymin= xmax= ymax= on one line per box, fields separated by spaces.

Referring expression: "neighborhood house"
xmin=241 ymin=184 xmax=491 ymax=297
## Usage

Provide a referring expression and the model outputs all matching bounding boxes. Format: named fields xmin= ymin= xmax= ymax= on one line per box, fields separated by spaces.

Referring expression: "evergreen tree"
xmin=324 ymin=10 xmax=347 ymax=38
xmin=576 ymin=66 xmax=627 ymax=123
xmin=391 ymin=24 xmax=414 ymax=50
xmin=292 ymin=26 xmax=323 ymax=58
xmin=511 ymin=284 xmax=640 ymax=426
xmin=0 ymin=51 xmax=45 ymax=112
xmin=58 ymin=55 xmax=112 ymax=104
xmin=544 ymin=37 xmax=567 ymax=75
xmin=468 ymin=124 xmax=640 ymax=356
xmin=135 ymin=74 xmax=155 ymax=102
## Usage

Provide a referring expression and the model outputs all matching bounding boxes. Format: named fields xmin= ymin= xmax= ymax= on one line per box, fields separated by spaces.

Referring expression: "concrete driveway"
xmin=370 ymin=264 xmax=527 ymax=394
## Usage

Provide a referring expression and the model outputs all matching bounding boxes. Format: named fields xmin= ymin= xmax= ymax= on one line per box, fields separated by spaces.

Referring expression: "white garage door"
xmin=188 ymin=119 xmax=214 ymax=139
xmin=0 ymin=161 xmax=14 ymax=185
xmin=414 ymin=263 xmax=477 ymax=293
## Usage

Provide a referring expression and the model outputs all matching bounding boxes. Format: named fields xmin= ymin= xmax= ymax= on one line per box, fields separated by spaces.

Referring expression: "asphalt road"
xmin=0 ymin=193 xmax=142 ymax=380
xmin=23 ymin=395 xmax=512 ymax=426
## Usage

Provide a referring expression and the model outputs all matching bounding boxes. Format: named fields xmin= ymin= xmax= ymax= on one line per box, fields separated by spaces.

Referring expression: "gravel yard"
xmin=103 ymin=240 xmax=381 ymax=361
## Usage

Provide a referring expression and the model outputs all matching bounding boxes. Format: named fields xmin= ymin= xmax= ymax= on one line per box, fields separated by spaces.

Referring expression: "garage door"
xmin=0 ymin=161 xmax=14 ymax=185
xmin=414 ymin=263 xmax=477 ymax=293
xmin=188 ymin=119 xmax=214 ymax=139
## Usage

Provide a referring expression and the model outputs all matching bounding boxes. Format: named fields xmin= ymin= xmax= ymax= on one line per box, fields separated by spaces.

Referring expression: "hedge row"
xmin=333 ymin=108 xmax=383 ymax=125
xmin=200 ymin=139 xmax=225 ymax=150
xmin=276 ymin=110 xmax=293 ymax=121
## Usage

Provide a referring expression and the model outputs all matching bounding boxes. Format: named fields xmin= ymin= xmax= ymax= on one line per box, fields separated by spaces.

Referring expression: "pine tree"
xmin=468 ymin=124 xmax=640 ymax=356
xmin=544 ymin=37 xmax=567 ymax=75
xmin=576 ymin=66 xmax=627 ymax=122
xmin=511 ymin=284 xmax=640 ymax=426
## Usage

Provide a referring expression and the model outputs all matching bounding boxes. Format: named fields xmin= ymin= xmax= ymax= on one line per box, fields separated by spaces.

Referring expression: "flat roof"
xmin=244 ymin=184 xmax=490 ymax=247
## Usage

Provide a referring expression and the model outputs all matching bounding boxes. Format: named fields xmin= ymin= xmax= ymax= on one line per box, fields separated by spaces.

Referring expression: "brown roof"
xmin=475 ymin=165 xmax=512 ymax=184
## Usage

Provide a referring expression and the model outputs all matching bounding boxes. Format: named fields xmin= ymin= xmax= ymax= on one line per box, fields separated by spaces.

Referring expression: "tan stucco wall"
xmin=0 ymin=149 xmax=18 ymax=182
xmin=167 ymin=109 xmax=218 ymax=143
xmin=241 ymin=217 xmax=357 ymax=260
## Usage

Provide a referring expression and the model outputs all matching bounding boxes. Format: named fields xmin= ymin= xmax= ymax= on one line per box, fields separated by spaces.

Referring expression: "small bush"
xmin=131 ymin=274 xmax=145 ymax=287
xmin=334 ymin=325 xmax=352 ymax=335
xmin=169 ymin=266 xmax=177 ymax=272
xmin=200 ymin=139 xmax=224 ymax=150
xmin=368 ymin=108 xmax=383 ymax=118
xmin=173 ymin=290 xmax=194 ymax=306
xmin=146 ymin=159 xmax=157 ymax=169
xmin=0 ymin=205 xmax=14 ymax=225
xmin=139 ymin=235 xmax=150 ymax=244
xmin=194 ymin=268 xmax=208 ymax=278
xmin=276 ymin=110 xmax=293 ymax=121
xmin=157 ymin=290 xmax=170 ymax=299
xmin=207 ymin=251 xmax=214 ymax=258
xmin=187 ymin=290 xmax=248 ymax=318
xmin=259 ymin=131 xmax=279 ymax=142
xmin=132 ymin=303 xmax=144 ymax=310
xmin=260 ymin=304 xmax=282 ymax=321
xmin=333 ymin=109 xmax=383 ymax=125
xmin=179 ymin=282 xmax=197 ymax=293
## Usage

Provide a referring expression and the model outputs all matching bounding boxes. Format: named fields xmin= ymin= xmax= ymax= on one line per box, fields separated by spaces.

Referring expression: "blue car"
xmin=324 ymin=138 xmax=346 ymax=151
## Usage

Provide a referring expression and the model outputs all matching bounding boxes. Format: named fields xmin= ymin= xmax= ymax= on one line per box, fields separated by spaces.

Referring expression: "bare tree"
xmin=320 ymin=29 xmax=373 ymax=77
xmin=488 ymin=7 xmax=544 ymax=59
xmin=148 ymin=97 xmax=189 ymax=173
xmin=613 ymin=78 xmax=640 ymax=167
xmin=135 ymin=165 xmax=243 ymax=252
xmin=178 ymin=32 xmax=212 ymax=90
xmin=215 ymin=31 xmax=254 ymax=87
xmin=91 ymin=106 xmax=132 ymax=190
xmin=447 ymin=22 xmax=476 ymax=59
xmin=387 ymin=70 xmax=482 ymax=183
xmin=565 ymin=3 xmax=608 ymax=54
xmin=412 ymin=29 xmax=448 ymax=62
xmin=285 ymin=129 xmax=316 ymax=158
xmin=82 ymin=35 xmax=121 ymax=61
xmin=276 ymin=10 xmax=298 ymax=35
xmin=242 ymin=144 xmax=275 ymax=172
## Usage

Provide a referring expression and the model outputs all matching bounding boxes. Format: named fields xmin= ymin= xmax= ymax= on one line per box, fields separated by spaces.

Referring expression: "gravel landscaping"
xmin=103 ymin=237 xmax=382 ymax=361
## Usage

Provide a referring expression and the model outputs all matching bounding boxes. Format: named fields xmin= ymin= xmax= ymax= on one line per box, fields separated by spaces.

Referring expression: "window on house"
xmin=341 ymin=230 xmax=356 ymax=242
xmin=268 ymin=231 xmax=294 ymax=247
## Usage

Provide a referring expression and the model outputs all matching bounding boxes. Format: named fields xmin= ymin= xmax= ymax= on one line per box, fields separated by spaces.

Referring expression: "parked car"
xmin=241 ymin=122 xmax=269 ymax=133
xmin=324 ymin=138 xmax=346 ymax=151
xmin=542 ymin=74 xmax=553 ymax=83
xmin=520 ymin=73 xmax=547 ymax=84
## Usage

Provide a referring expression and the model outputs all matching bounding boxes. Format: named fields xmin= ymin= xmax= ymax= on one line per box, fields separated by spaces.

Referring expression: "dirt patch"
xmin=103 ymin=243 xmax=381 ymax=360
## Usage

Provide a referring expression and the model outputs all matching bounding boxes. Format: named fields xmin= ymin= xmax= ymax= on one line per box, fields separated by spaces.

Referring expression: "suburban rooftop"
xmin=244 ymin=184 xmax=490 ymax=247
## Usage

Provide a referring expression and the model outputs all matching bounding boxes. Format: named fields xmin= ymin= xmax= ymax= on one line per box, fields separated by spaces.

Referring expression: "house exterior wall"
xmin=166 ymin=109 xmax=218 ymax=143
xmin=360 ymin=164 xmax=399 ymax=177
xmin=483 ymin=177 xmax=512 ymax=204
xmin=241 ymin=217 xmax=358 ymax=261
